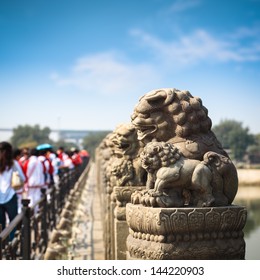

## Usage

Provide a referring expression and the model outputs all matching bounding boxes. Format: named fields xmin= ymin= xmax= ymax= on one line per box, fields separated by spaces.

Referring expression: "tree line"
xmin=7 ymin=120 xmax=260 ymax=164
xmin=212 ymin=120 xmax=260 ymax=163
xmin=9 ymin=124 xmax=111 ymax=158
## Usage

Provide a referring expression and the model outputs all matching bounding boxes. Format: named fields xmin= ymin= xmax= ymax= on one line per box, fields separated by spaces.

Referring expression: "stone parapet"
xmin=95 ymin=87 xmax=248 ymax=260
xmin=126 ymin=204 xmax=247 ymax=260
xmin=113 ymin=186 xmax=146 ymax=259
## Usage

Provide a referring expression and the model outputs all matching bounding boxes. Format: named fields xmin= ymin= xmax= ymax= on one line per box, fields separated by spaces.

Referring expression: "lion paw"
xmin=198 ymin=195 xmax=215 ymax=207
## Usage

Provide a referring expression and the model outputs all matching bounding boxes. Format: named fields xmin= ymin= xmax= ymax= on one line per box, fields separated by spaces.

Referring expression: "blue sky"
xmin=0 ymin=0 xmax=260 ymax=134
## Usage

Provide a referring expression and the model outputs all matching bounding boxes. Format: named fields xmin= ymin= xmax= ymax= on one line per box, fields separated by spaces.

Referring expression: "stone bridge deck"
xmin=57 ymin=163 xmax=252 ymax=260
xmin=68 ymin=163 xmax=105 ymax=260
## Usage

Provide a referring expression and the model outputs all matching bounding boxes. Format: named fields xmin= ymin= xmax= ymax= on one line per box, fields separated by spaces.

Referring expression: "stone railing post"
xmin=113 ymin=186 xmax=145 ymax=260
xmin=95 ymin=87 xmax=248 ymax=260
xmin=21 ymin=199 xmax=31 ymax=260
xmin=40 ymin=188 xmax=48 ymax=249
xmin=104 ymin=184 xmax=112 ymax=259
xmin=126 ymin=204 xmax=247 ymax=259
xmin=110 ymin=189 xmax=116 ymax=259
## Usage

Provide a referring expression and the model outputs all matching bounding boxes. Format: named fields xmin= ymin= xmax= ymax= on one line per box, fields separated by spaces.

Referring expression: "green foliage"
xmin=247 ymin=144 xmax=260 ymax=154
xmin=212 ymin=120 xmax=255 ymax=161
xmin=246 ymin=134 xmax=260 ymax=162
xmin=81 ymin=130 xmax=111 ymax=158
xmin=9 ymin=125 xmax=110 ymax=156
xmin=10 ymin=124 xmax=52 ymax=148
xmin=253 ymin=134 xmax=260 ymax=146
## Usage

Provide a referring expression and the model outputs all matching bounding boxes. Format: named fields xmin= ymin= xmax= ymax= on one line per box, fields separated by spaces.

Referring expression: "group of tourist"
xmin=0 ymin=141 xmax=89 ymax=238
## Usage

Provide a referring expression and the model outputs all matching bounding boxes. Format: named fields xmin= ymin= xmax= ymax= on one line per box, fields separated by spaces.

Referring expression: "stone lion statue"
xmin=131 ymin=88 xmax=227 ymax=160
xmin=110 ymin=123 xmax=141 ymax=158
xmin=131 ymin=141 xmax=238 ymax=208
xmin=110 ymin=157 xmax=135 ymax=186
xmin=108 ymin=123 xmax=147 ymax=186
xmin=130 ymin=88 xmax=238 ymax=207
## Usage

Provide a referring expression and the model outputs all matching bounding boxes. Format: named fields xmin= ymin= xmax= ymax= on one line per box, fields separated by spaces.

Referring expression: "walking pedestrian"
xmin=0 ymin=142 xmax=24 ymax=239
xmin=23 ymin=148 xmax=45 ymax=212
xmin=13 ymin=148 xmax=26 ymax=213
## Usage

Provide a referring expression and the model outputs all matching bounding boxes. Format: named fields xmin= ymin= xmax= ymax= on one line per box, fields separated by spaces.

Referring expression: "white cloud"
xmin=168 ymin=0 xmax=201 ymax=13
xmin=51 ymin=25 xmax=260 ymax=98
xmin=51 ymin=51 xmax=161 ymax=95
xmin=231 ymin=25 xmax=260 ymax=39
xmin=130 ymin=27 xmax=260 ymax=65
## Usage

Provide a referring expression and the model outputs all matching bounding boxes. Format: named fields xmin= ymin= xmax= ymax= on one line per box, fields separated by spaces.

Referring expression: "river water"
xmin=234 ymin=185 xmax=260 ymax=260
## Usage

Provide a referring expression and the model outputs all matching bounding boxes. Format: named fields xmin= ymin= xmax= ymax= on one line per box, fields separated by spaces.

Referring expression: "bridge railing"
xmin=0 ymin=161 xmax=89 ymax=260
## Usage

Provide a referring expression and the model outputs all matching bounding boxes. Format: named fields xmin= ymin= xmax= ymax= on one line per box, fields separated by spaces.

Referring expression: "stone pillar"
xmin=105 ymin=184 xmax=113 ymax=259
xmin=113 ymin=186 xmax=145 ymax=260
xmin=126 ymin=204 xmax=247 ymax=260
xmin=95 ymin=87 xmax=249 ymax=260
xmin=109 ymin=190 xmax=116 ymax=260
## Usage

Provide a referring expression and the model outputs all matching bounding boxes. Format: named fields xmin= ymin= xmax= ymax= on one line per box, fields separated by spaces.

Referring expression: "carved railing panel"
xmin=126 ymin=204 xmax=247 ymax=260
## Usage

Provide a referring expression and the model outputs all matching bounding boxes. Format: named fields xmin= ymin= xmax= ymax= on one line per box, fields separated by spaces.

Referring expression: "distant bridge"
xmin=55 ymin=129 xmax=92 ymax=142
xmin=0 ymin=128 xmax=94 ymax=145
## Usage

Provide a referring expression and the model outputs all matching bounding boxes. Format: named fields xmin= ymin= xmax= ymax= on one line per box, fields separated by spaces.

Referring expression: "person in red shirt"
xmin=79 ymin=149 xmax=90 ymax=166
xmin=37 ymin=149 xmax=54 ymax=187
xmin=71 ymin=148 xmax=82 ymax=167
xmin=18 ymin=147 xmax=30 ymax=173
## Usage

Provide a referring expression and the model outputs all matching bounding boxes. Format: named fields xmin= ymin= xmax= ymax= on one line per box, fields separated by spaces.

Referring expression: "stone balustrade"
xmin=95 ymin=88 xmax=247 ymax=260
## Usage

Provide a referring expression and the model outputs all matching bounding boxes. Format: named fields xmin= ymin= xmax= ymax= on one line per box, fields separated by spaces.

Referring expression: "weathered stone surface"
xmin=95 ymin=87 xmax=247 ymax=260
xmin=132 ymin=141 xmax=238 ymax=207
xmin=131 ymin=88 xmax=238 ymax=208
xmin=126 ymin=204 xmax=247 ymax=260
xmin=113 ymin=186 xmax=146 ymax=259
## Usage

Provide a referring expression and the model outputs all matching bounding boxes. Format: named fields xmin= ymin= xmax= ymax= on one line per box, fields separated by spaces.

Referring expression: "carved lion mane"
xmin=131 ymin=88 xmax=212 ymax=141
xmin=141 ymin=141 xmax=182 ymax=172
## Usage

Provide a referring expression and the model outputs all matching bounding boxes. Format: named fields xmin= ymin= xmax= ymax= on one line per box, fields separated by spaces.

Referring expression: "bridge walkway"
xmin=68 ymin=163 xmax=105 ymax=260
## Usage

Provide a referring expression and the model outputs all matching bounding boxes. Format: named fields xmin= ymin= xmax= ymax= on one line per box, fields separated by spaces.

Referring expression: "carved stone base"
xmin=126 ymin=204 xmax=247 ymax=260
xmin=113 ymin=186 xmax=146 ymax=260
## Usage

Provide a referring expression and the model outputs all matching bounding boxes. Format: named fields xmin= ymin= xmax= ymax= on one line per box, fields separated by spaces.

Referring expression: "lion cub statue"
xmin=131 ymin=141 xmax=238 ymax=208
